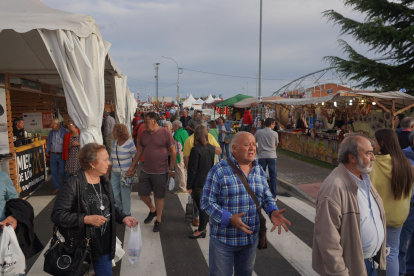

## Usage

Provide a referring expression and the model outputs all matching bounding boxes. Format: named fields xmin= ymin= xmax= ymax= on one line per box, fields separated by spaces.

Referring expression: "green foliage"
xmin=323 ymin=0 xmax=414 ymax=93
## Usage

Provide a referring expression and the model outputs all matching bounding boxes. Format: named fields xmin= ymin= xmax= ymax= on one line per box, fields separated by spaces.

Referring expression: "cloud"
xmin=43 ymin=0 xmax=375 ymax=98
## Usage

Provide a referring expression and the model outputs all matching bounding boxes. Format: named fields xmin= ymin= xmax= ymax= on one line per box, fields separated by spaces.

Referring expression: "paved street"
xmin=22 ymin=155 xmax=386 ymax=276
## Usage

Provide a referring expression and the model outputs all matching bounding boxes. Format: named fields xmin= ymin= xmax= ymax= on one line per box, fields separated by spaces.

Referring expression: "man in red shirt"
xmin=242 ymin=108 xmax=253 ymax=133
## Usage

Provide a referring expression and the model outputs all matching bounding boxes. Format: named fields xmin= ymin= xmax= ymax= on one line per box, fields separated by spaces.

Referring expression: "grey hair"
xmin=52 ymin=118 xmax=60 ymax=124
xmin=195 ymin=119 xmax=206 ymax=127
xmin=401 ymin=117 xmax=414 ymax=129
xmin=172 ymin=120 xmax=183 ymax=127
xmin=163 ymin=121 xmax=172 ymax=128
xmin=337 ymin=134 xmax=365 ymax=164
xmin=409 ymin=132 xmax=414 ymax=146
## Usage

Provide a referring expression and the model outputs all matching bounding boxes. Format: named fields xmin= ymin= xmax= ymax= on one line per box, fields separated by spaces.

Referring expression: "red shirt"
xmin=165 ymin=112 xmax=170 ymax=119
xmin=242 ymin=110 xmax=253 ymax=126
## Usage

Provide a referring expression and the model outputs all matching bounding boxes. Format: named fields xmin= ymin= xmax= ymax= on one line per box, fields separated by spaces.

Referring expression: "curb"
xmin=277 ymin=177 xmax=317 ymax=205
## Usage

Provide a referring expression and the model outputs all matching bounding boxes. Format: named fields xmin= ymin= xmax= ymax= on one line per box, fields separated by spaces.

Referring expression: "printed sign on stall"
xmin=17 ymin=145 xmax=46 ymax=198
xmin=23 ymin=113 xmax=42 ymax=131
xmin=42 ymin=112 xmax=53 ymax=128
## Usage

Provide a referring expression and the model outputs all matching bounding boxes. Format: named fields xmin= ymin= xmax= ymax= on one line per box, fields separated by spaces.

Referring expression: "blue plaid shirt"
xmin=201 ymin=154 xmax=278 ymax=246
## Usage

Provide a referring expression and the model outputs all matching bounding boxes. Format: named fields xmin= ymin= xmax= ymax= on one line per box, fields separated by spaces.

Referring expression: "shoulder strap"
xmin=226 ymin=158 xmax=261 ymax=211
xmin=116 ymin=142 xmax=123 ymax=172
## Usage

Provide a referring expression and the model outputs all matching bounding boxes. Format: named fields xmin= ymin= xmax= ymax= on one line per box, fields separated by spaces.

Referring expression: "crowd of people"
xmin=2 ymin=106 xmax=414 ymax=276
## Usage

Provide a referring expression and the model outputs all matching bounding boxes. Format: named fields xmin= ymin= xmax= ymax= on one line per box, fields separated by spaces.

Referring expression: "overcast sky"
xmin=43 ymin=0 xmax=373 ymax=100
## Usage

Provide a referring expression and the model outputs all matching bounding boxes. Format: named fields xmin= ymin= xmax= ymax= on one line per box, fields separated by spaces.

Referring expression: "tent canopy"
xmin=216 ymin=94 xmax=253 ymax=107
xmin=204 ymin=94 xmax=216 ymax=103
xmin=0 ymin=0 xmax=102 ymax=39
xmin=234 ymin=96 xmax=285 ymax=108
xmin=261 ymin=91 xmax=414 ymax=112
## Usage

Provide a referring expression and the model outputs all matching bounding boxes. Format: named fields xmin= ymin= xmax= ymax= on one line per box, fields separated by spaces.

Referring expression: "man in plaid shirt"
xmin=201 ymin=132 xmax=291 ymax=276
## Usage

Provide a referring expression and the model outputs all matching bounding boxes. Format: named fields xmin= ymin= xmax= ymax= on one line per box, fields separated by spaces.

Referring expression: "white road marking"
xmin=277 ymin=195 xmax=315 ymax=223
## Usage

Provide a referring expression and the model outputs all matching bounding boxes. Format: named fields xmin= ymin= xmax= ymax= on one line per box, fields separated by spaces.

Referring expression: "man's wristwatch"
xmin=169 ymin=169 xmax=175 ymax=172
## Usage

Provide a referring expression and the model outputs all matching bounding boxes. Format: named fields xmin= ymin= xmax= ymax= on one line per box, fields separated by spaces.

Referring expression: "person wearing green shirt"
xmin=208 ymin=120 xmax=219 ymax=143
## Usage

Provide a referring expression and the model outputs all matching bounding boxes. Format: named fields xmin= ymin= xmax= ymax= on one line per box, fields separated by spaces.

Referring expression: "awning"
xmin=235 ymin=96 xmax=285 ymax=108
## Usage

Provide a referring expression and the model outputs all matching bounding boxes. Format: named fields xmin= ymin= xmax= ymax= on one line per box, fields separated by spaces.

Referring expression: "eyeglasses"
xmin=68 ymin=124 xmax=74 ymax=126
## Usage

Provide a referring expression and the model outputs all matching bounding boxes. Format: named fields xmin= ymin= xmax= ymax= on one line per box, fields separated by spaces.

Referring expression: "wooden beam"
xmin=366 ymin=97 xmax=391 ymax=114
xmin=392 ymin=99 xmax=396 ymax=129
xmin=394 ymin=102 xmax=414 ymax=116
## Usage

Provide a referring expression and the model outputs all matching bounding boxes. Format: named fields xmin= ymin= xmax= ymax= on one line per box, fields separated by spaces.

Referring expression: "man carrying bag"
xmin=200 ymin=132 xmax=291 ymax=276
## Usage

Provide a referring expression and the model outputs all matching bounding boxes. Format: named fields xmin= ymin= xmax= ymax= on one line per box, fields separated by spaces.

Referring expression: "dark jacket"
xmin=187 ymin=144 xmax=215 ymax=192
xmin=5 ymin=199 xmax=44 ymax=259
xmin=397 ymin=130 xmax=412 ymax=149
xmin=51 ymin=169 xmax=127 ymax=262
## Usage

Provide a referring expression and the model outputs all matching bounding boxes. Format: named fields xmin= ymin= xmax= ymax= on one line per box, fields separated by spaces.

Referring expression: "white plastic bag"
xmin=168 ymin=177 xmax=175 ymax=191
xmin=128 ymin=224 xmax=142 ymax=264
xmin=0 ymin=226 xmax=25 ymax=276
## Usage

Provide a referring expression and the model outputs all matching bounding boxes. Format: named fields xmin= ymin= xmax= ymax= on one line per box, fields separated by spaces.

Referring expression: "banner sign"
xmin=17 ymin=145 xmax=46 ymax=198
xmin=0 ymin=87 xmax=8 ymax=154
xmin=42 ymin=112 xmax=53 ymax=128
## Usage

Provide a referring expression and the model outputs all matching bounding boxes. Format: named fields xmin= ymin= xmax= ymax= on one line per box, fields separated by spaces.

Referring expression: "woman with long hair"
xmin=208 ymin=120 xmax=219 ymax=143
xmin=63 ymin=119 xmax=81 ymax=175
xmin=371 ymin=128 xmax=414 ymax=276
xmin=395 ymin=113 xmax=407 ymax=133
xmin=187 ymin=125 xmax=215 ymax=239
xmin=217 ymin=116 xmax=231 ymax=159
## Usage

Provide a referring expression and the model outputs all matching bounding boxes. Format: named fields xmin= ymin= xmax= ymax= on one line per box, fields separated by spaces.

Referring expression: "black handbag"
xmin=44 ymin=192 xmax=92 ymax=276
xmin=185 ymin=194 xmax=194 ymax=223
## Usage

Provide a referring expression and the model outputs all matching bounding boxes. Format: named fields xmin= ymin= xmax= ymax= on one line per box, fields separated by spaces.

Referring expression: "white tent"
xmin=194 ymin=98 xmax=204 ymax=105
xmin=182 ymin=94 xmax=197 ymax=108
xmin=0 ymin=0 xmax=125 ymax=146
xmin=204 ymin=94 xmax=216 ymax=104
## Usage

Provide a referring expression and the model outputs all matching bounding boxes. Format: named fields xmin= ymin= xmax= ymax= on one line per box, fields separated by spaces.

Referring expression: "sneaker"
xmin=144 ymin=211 xmax=157 ymax=224
xmin=153 ymin=220 xmax=161 ymax=232
xmin=174 ymin=189 xmax=187 ymax=194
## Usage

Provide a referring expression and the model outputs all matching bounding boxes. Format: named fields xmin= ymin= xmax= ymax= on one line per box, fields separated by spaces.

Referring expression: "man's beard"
xmin=356 ymin=157 xmax=374 ymax=174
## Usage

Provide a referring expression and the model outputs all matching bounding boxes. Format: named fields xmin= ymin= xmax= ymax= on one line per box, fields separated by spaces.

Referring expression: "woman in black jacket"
xmin=187 ymin=125 xmax=215 ymax=239
xmin=51 ymin=143 xmax=138 ymax=276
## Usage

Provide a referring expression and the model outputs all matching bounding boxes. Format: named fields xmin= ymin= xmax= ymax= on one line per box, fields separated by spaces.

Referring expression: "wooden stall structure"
xmin=0 ymin=71 xmax=69 ymax=195
xmin=262 ymin=91 xmax=414 ymax=165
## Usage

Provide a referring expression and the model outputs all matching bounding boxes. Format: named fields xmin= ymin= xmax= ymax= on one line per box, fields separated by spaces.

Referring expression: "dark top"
xmin=87 ymin=182 xmax=112 ymax=257
xmin=187 ymin=144 xmax=215 ymax=192
xmin=397 ymin=130 xmax=412 ymax=149
xmin=13 ymin=125 xmax=24 ymax=139
xmin=180 ymin=115 xmax=191 ymax=129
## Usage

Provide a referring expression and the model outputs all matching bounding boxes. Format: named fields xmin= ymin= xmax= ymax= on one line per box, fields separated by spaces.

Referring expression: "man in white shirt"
xmin=254 ymin=118 xmax=279 ymax=199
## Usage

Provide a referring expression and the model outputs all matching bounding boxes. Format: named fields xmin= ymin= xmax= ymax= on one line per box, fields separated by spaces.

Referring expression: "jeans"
xmin=258 ymin=158 xmax=277 ymax=198
xmin=111 ymin=171 xmax=132 ymax=215
xmin=209 ymin=236 xmax=259 ymax=276
xmin=50 ymin=153 xmax=66 ymax=190
xmin=193 ymin=190 xmax=208 ymax=232
xmin=364 ymin=258 xmax=378 ymax=276
xmin=399 ymin=205 xmax=414 ymax=275
xmin=219 ymin=141 xmax=229 ymax=159
xmin=386 ymin=226 xmax=402 ymax=276
xmin=93 ymin=253 xmax=112 ymax=276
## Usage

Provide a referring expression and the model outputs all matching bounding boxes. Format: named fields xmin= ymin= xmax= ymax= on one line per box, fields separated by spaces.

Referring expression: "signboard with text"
xmin=17 ymin=145 xmax=46 ymax=198
xmin=42 ymin=112 xmax=53 ymax=128
xmin=0 ymin=87 xmax=8 ymax=154
xmin=23 ymin=113 xmax=42 ymax=130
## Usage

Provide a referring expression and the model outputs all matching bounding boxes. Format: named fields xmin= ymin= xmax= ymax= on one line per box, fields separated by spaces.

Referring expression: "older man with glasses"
xmin=46 ymin=118 xmax=69 ymax=194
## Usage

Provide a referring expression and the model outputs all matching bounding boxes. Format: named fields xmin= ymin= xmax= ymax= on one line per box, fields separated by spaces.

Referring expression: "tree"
xmin=323 ymin=0 xmax=414 ymax=93
xmin=212 ymin=95 xmax=217 ymax=99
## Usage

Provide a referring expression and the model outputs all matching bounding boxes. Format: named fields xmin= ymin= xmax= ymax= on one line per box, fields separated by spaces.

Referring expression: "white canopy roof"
xmin=261 ymin=91 xmax=414 ymax=111
xmin=204 ymin=94 xmax=216 ymax=103
xmin=183 ymin=94 xmax=196 ymax=103
xmin=194 ymin=98 xmax=204 ymax=104
xmin=0 ymin=0 xmax=102 ymax=39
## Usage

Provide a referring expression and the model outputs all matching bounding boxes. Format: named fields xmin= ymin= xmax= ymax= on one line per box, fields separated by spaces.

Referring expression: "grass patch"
xmin=277 ymin=148 xmax=337 ymax=170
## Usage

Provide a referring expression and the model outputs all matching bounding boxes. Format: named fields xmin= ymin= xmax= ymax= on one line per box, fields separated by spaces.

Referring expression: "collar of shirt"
xmin=347 ymin=170 xmax=371 ymax=195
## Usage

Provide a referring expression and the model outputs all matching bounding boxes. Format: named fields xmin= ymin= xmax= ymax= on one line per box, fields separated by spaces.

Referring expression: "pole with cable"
xmin=258 ymin=0 xmax=263 ymax=128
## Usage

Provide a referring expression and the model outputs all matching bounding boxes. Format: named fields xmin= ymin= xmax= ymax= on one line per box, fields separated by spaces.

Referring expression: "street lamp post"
xmin=258 ymin=0 xmax=263 ymax=126
xmin=255 ymin=73 xmax=258 ymax=98
xmin=154 ymin=63 xmax=160 ymax=107
xmin=162 ymin=56 xmax=181 ymax=104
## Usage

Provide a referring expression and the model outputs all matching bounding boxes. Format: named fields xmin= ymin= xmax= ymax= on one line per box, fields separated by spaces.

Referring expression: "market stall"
xmin=214 ymin=94 xmax=253 ymax=131
xmin=261 ymin=91 xmax=414 ymax=164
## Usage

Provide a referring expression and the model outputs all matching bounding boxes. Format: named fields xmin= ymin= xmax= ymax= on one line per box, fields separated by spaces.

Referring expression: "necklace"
xmin=85 ymin=171 xmax=105 ymax=211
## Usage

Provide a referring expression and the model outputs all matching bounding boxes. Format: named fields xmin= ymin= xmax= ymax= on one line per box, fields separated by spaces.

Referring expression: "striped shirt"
xmin=110 ymin=139 xmax=137 ymax=173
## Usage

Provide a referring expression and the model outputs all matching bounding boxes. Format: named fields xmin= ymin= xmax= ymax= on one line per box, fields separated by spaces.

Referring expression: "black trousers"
xmin=192 ymin=189 xmax=208 ymax=232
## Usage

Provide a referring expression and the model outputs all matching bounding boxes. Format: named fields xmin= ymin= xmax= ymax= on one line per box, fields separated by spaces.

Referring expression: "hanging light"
xmin=361 ymin=100 xmax=364 ymax=104
xmin=334 ymin=101 xmax=337 ymax=107
xmin=372 ymin=101 xmax=376 ymax=105
xmin=322 ymin=102 xmax=325 ymax=106
xmin=349 ymin=100 xmax=353 ymax=106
